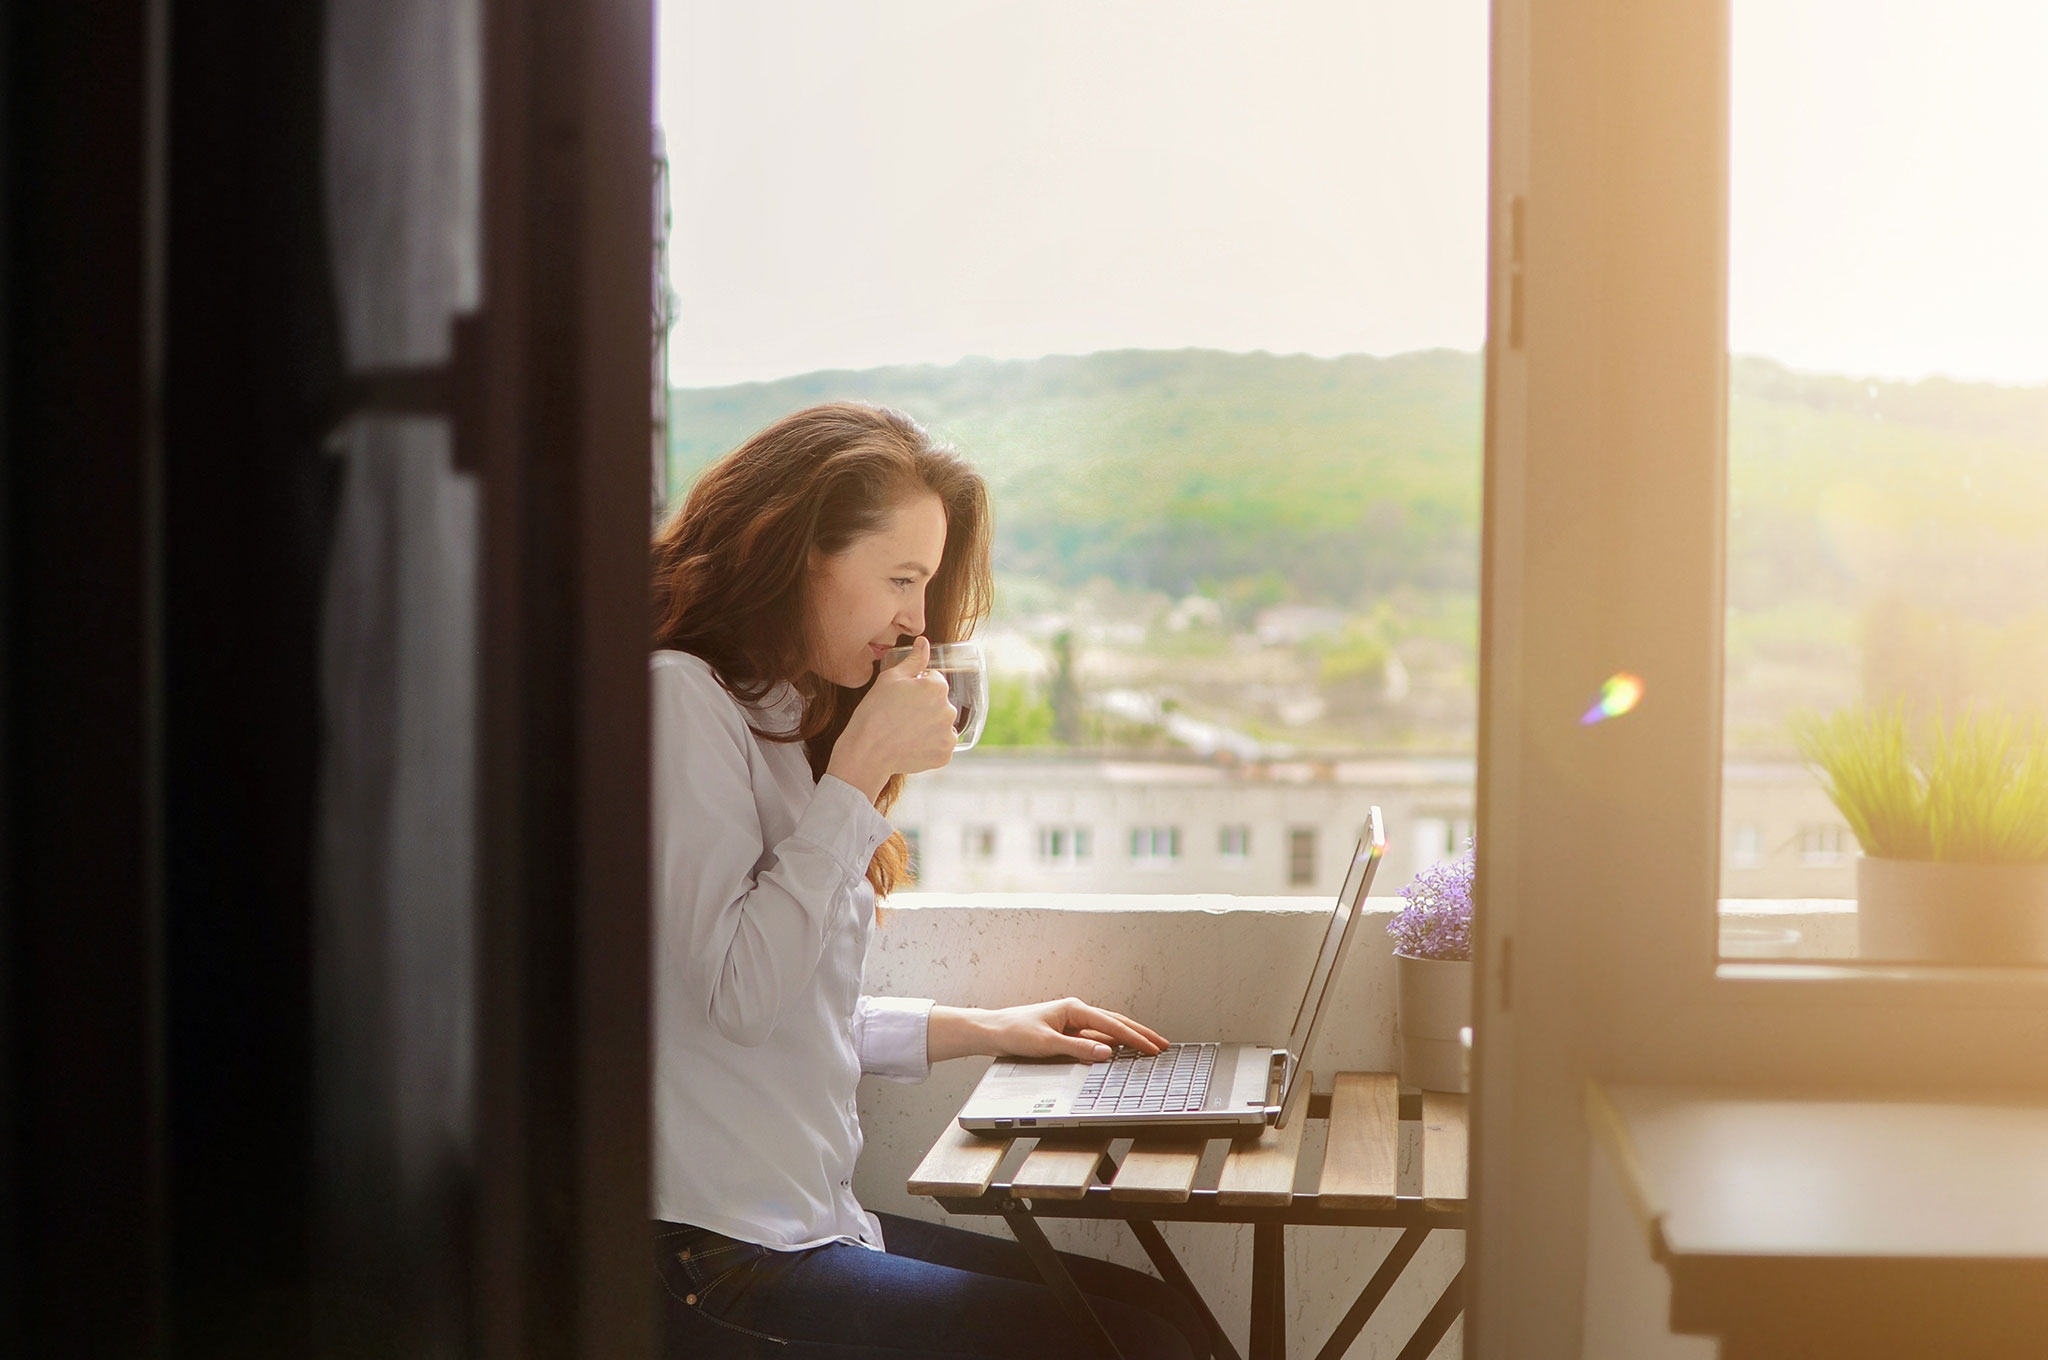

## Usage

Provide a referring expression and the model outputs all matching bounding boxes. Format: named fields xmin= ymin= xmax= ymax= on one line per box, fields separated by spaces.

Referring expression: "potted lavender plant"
xmin=1387 ymin=844 xmax=1473 ymax=1092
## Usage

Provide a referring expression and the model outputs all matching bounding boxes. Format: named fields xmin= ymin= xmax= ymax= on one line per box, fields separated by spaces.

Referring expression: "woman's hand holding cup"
xmin=826 ymin=637 xmax=957 ymax=802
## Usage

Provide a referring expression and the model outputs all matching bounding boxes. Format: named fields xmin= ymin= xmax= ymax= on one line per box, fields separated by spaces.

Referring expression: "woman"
xmin=650 ymin=403 xmax=1210 ymax=1359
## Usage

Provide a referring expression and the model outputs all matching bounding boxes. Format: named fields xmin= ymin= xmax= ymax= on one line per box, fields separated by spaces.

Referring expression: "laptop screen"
xmin=1279 ymin=807 xmax=1386 ymax=1100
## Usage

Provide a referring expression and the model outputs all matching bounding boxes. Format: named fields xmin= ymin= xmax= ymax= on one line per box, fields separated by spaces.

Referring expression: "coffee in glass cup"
xmin=879 ymin=640 xmax=989 ymax=752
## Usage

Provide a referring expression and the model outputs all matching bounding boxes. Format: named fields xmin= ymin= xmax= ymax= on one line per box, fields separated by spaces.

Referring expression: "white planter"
xmin=1856 ymin=857 xmax=2048 ymax=965
xmin=1395 ymin=952 xmax=1471 ymax=1092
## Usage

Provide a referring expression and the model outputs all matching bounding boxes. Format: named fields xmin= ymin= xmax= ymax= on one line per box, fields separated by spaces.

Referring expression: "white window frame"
xmin=1797 ymin=823 xmax=1849 ymax=867
xmin=1129 ymin=825 xmax=1182 ymax=866
xmin=1286 ymin=826 xmax=1317 ymax=887
xmin=1472 ymin=0 xmax=2048 ymax=1350
xmin=1036 ymin=824 xmax=1092 ymax=867
xmin=1411 ymin=809 xmax=1474 ymax=869
xmin=1731 ymin=821 xmax=1762 ymax=869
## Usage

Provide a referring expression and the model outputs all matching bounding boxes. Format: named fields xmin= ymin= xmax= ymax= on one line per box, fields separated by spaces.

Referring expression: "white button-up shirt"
xmin=650 ymin=649 xmax=934 ymax=1251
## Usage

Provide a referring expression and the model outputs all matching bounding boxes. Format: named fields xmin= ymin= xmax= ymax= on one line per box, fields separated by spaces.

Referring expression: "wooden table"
xmin=908 ymin=1070 xmax=1468 ymax=1360
xmin=1588 ymin=1081 xmax=2048 ymax=1359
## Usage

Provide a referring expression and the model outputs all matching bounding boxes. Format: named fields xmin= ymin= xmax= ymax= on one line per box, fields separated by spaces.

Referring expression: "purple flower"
xmin=1386 ymin=843 xmax=1474 ymax=962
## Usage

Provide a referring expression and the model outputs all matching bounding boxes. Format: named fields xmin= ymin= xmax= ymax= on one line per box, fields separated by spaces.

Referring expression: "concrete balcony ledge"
xmin=854 ymin=894 xmax=1852 ymax=1355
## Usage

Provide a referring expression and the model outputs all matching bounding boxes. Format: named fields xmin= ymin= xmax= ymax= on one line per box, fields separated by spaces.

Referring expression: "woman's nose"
xmin=897 ymin=598 xmax=926 ymax=637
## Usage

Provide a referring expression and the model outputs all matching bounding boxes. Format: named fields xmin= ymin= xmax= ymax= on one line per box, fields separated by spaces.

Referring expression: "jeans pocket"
xmin=657 ymin=1227 xmax=791 ymax=1346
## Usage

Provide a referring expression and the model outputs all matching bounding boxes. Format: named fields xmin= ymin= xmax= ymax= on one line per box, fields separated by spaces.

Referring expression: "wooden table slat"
xmin=1216 ymin=1068 xmax=1313 ymax=1206
xmin=1013 ymin=1137 xmax=1114 ymax=1200
xmin=1110 ymin=1137 xmax=1211 ymax=1203
xmin=1421 ymin=1091 xmax=1469 ymax=1209
xmin=906 ymin=1122 xmax=1012 ymax=1199
xmin=1316 ymin=1071 xmax=1400 ymax=1209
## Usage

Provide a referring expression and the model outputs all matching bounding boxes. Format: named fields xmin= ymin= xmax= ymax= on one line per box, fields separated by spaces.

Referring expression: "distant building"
xmin=1165 ymin=594 xmax=1223 ymax=632
xmin=1252 ymin=605 xmax=1347 ymax=647
xmin=889 ymin=753 xmax=1855 ymax=899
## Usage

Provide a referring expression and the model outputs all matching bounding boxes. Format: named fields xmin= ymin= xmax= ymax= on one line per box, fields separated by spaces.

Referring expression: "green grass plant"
xmin=977 ymin=675 xmax=1057 ymax=747
xmin=1792 ymin=706 xmax=2048 ymax=863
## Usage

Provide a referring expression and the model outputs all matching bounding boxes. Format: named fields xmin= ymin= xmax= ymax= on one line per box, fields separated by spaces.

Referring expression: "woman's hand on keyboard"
xmin=928 ymin=998 xmax=1168 ymax=1063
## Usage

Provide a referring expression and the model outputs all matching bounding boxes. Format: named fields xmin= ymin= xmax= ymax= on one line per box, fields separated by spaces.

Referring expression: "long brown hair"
xmin=653 ymin=402 xmax=992 ymax=898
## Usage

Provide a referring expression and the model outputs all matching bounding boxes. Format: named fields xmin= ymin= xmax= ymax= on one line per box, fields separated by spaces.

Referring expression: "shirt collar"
xmin=747 ymin=680 xmax=805 ymax=736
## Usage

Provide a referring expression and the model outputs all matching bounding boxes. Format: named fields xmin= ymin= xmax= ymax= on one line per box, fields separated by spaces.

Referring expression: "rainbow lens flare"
xmin=1580 ymin=672 xmax=1645 ymax=726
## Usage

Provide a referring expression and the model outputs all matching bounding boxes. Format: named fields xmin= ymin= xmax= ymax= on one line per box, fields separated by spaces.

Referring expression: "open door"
xmin=3 ymin=0 xmax=655 ymax=1354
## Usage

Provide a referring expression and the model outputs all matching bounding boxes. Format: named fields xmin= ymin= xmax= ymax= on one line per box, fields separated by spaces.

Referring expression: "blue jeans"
xmin=655 ymin=1214 xmax=1210 ymax=1359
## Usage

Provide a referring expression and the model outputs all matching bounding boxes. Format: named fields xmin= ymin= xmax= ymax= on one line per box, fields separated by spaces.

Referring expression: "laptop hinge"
xmin=1267 ymin=1050 xmax=1291 ymax=1108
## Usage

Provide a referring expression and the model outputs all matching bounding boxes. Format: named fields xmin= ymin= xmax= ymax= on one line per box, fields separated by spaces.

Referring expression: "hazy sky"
xmin=658 ymin=0 xmax=2048 ymax=389
xmin=1730 ymin=0 xmax=2048 ymax=386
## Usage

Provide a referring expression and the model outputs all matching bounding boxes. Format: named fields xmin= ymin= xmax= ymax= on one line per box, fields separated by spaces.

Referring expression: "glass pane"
xmin=1722 ymin=0 xmax=2048 ymax=962
xmin=659 ymin=1 xmax=1488 ymax=897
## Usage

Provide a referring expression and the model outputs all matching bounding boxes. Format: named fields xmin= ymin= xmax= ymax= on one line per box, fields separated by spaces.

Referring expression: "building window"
xmin=1288 ymin=827 xmax=1317 ymax=887
xmin=1220 ymin=825 xmax=1251 ymax=861
xmin=962 ymin=824 xmax=998 ymax=862
xmin=902 ymin=827 xmax=920 ymax=883
xmin=1412 ymin=812 xmax=1475 ymax=869
xmin=1731 ymin=822 xmax=1763 ymax=869
xmin=1130 ymin=826 xmax=1182 ymax=865
xmin=1413 ymin=817 xmax=1450 ymax=868
xmin=1798 ymin=823 xmax=1851 ymax=866
xmin=1038 ymin=825 xmax=1093 ymax=865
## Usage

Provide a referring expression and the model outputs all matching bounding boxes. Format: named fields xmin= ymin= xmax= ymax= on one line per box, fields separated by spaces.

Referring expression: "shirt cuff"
xmin=792 ymin=774 xmax=897 ymax=884
xmin=854 ymin=995 xmax=933 ymax=1083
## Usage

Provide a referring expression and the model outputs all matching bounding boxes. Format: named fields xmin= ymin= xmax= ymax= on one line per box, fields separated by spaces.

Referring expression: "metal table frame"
xmin=922 ymin=1088 xmax=1466 ymax=1360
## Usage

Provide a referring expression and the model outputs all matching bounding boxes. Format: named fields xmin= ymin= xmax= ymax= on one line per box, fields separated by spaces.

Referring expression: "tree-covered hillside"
xmin=667 ymin=349 xmax=2048 ymax=753
xmin=668 ymin=348 xmax=1484 ymax=608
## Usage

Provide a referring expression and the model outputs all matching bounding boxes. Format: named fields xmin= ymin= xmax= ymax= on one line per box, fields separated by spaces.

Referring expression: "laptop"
xmin=958 ymin=807 xmax=1386 ymax=1136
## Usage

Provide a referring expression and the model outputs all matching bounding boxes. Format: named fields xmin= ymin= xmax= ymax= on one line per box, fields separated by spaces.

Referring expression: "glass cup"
xmin=880 ymin=640 xmax=990 ymax=752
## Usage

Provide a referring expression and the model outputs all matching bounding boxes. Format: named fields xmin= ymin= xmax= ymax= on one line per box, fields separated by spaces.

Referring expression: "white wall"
xmin=854 ymin=897 xmax=1851 ymax=1357
xmin=1580 ymin=1148 xmax=1719 ymax=1360
xmin=889 ymin=755 xmax=1857 ymax=903
xmin=890 ymin=756 xmax=1476 ymax=899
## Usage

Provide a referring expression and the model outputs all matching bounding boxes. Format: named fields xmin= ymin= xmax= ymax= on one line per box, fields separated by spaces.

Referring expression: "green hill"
xmin=667 ymin=348 xmax=1484 ymax=607
xmin=670 ymin=348 xmax=2048 ymax=609
xmin=1720 ymin=358 xmax=2048 ymax=743
xmin=1724 ymin=357 xmax=2048 ymax=615
xmin=667 ymin=349 xmax=2048 ymax=747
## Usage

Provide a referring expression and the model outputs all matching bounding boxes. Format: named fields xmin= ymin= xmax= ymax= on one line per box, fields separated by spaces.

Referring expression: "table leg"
xmin=1249 ymin=1223 xmax=1286 ymax=1360
xmin=999 ymin=1199 xmax=1127 ymax=1360
xmin=1126 ymin=1218 xmax=1243 ymax=1360
xmin=1393 ymin=1265 xmax=1463 ymax=1360
xmin=1313 ymin=1225 xmax=1432 ymax=1360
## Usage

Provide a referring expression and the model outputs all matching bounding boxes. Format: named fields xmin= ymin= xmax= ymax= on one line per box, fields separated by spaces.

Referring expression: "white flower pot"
xmin=1395 ymin=953 xmax=1472 ymax=1092
xmin=1856 ymin=856 xmax=2048 ymax=965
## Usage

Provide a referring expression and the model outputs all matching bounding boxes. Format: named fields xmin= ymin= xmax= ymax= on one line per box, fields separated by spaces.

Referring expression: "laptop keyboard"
xmin=1070 ymin=1043 xmax=1219 ymax=1115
